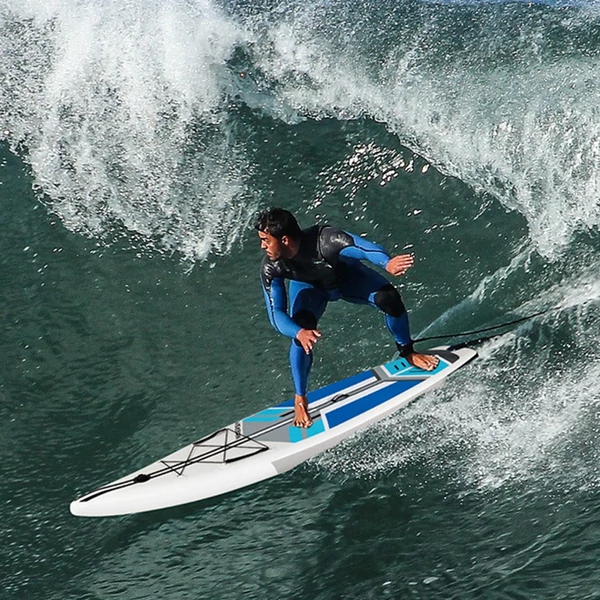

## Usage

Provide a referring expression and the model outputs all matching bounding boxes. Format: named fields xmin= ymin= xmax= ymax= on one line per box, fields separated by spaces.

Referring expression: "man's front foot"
xmin=293 ymin=395 xmax=313 ymax=428
xmin=406 ymin=352 xmax=439 ymax=372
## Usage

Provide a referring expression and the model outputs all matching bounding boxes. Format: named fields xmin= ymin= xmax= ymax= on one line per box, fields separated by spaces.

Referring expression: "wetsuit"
xmin=260 ymin=226 xmax=413 ymax=396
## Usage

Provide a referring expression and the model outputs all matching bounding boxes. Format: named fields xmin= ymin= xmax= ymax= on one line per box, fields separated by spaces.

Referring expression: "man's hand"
xmin=296 ymin=328 xmax=322 ymax=354
xmin=385 ymin=253 xmax=415 ymax=277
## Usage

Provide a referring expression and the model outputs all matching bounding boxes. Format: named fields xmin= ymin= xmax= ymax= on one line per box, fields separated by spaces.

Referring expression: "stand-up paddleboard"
xmin=70 ymin=346 xmax=476 ymax=517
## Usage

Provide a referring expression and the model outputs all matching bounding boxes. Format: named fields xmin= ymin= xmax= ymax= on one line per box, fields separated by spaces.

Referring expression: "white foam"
xmin=313 ymin=337 xmax=600 ymax=492
xmin=4 ymin=1 xmax=600 ymax=261
xmin=247 ymin=4 xmax=600 ymax=258
xmin=1 ymin=0 xmax=254 ymax=260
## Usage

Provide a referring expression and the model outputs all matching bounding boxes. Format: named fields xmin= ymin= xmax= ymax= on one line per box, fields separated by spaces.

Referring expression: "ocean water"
xmin=3 ymin=0 xmax=600 ymax=597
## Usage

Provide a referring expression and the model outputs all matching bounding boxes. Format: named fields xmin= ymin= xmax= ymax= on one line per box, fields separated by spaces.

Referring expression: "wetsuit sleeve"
xmin=261 ymin=276 xmax=302 ymax=339
xmin=338 ymin=231 xmax=391 ymax=269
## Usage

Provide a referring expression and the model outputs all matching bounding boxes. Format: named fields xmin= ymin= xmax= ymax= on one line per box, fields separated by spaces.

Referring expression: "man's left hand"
xmin=385 ymin=254 xmax=415 ymax=276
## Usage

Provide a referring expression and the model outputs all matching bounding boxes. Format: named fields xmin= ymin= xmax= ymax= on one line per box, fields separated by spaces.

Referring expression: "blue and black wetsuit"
xmin=260 ymin=225 xmax=413 ymax=396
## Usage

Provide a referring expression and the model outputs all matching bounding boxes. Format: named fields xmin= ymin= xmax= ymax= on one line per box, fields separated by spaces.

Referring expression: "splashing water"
xmin=4 ymin=0 xmax=600 ymax=261
xmin=1 ymin=0 xmax=256 ymax=260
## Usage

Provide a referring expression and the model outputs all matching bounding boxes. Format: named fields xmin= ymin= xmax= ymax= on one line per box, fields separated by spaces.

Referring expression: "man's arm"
xmin=261 ymin=265 xmax=321 ymax=353
xmin=338 ymin=232 xmax=392 ymax=269
xmin=330 ymin=229 xmax=414 ymax=276
xmin=262 ymin=277 xmax=302 ymax=338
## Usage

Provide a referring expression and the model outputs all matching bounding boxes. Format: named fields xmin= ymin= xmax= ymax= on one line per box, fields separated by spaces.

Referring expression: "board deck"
xmin=70 ymin=346 xmax=477 ymax=517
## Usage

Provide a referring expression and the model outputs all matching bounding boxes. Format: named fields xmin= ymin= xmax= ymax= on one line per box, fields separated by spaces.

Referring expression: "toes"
xmin=408 ymin=353 xmax=439 ymax=371
xmin=294 ymin=407 xmax=313 ymax=428
xmin=295 ymin=414 xmax=313 ymax=428
xmin=424 ymin=360 xmax=438 ymax=372
xmin=300 ymin=416 xmax=313 ymax=428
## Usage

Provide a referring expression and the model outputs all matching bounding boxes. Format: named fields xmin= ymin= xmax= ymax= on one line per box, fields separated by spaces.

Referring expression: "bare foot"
xmin=406 ymin=352 xmax=439 ymax=371
xmin=293 ymin=395 xmax=313 ymax=428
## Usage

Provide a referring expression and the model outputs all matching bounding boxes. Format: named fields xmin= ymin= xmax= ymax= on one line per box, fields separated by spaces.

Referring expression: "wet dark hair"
xmin=254 ymin=207 xmax=302 ymax=240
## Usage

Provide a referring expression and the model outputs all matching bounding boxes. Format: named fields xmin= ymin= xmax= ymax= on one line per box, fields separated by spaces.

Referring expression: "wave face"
xmin=3 ymin=0 xmax=600 ymax=258
xmin=4 ymin=2 xmax=600 ymax=599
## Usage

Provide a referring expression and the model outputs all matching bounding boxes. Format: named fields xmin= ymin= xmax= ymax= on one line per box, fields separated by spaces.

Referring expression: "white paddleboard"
xmin=70 ymin=346 xmax=476 ymax=517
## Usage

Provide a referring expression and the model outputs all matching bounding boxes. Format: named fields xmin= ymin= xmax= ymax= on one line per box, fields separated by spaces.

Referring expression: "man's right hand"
xmin=386 ymin=254 xmax=415 ymax=276
xmin=296 ymin=329 xmax=322 ymax=354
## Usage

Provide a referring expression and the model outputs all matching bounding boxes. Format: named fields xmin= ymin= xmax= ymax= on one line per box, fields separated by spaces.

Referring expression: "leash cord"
xmin=413 ymin=308 xmax=553 ymax=350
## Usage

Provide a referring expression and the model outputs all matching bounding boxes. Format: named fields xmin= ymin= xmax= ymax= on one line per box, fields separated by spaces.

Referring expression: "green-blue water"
xmin=3 ymin=0 xmax=600 ymax=597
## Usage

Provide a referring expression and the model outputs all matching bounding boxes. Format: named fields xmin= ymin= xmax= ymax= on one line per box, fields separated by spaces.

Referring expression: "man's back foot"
xmin=406 ymin=352 xmax=439 ymax=371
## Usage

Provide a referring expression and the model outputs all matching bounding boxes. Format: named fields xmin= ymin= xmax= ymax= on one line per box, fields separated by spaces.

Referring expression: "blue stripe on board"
xmin=288 ymin=418 xmax=326 ymax=443
xmin=275 ymin=369 xmax=375 ymax=409
xmin=288 ymin=427 xmax=304 ymax=443
xmin=325 ymin=380 xmax=421 ymax=429
xmin=306 ymin=418 xmax=325 ymax=437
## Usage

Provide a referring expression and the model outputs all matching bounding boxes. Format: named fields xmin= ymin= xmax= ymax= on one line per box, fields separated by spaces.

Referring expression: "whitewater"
xmin=2 ymin=0 xmax=600 ymax=598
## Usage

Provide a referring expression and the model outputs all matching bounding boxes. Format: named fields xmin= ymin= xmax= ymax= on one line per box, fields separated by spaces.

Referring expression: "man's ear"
xmin=280 ymin=235 xmax=291 ymax=247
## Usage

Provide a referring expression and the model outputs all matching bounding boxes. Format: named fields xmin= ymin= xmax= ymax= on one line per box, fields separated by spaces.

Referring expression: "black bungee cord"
xmin=413 ymin=307 xmax=555 ymax=351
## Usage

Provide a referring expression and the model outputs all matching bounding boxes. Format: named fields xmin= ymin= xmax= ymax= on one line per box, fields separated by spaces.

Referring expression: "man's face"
xmin=258 ymin=230 xmax=286 ymax=260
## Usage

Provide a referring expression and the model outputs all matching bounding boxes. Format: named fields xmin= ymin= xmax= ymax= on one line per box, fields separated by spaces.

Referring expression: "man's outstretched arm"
xmin=337 ymin=231 xmax=415 ymax=276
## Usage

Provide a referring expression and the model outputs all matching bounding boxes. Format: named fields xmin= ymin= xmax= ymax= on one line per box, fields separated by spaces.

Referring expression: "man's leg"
xmin=340 ymin=261 xmax=439 ymax=371
xmin=289 ymin=281 xmax=328 ymax=427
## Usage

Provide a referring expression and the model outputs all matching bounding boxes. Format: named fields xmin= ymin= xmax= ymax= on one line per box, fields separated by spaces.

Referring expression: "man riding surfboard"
xmin=256 ymin=208 xmax=438 ymax=428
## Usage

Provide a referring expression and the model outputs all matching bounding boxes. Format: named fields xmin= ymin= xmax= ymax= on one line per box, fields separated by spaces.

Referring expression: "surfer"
xmin=256 ymin=208 xmax=439 ymax=428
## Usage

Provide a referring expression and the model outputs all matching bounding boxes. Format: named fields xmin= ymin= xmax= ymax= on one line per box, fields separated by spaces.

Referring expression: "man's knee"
xmin=292 ymin=309 xmax=318 ymax=330
xmin=374 ymin=284 xmax=406 ymax=317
